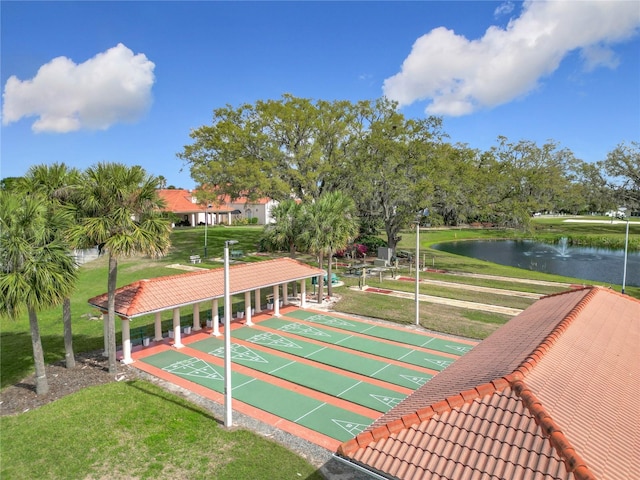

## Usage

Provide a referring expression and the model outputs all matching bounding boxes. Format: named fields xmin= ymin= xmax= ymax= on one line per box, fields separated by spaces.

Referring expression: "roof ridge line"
xmin=126 ymin=280 xmax=147 ymax=317
xmin=510 ymin=379 xmax=596 ymax=480
xmin=515 ymin=286 xmax=599 ymax=377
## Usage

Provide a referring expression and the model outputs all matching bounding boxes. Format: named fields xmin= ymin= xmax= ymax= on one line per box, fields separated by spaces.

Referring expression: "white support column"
xmin=254 ymin=288 xmax=262 ymax=313
xmin=300 ymin=280 xmax=307 ymax=308
xmin=121 ymin=318 xmax=133 ymax=364
xmin=212 ymin=298 xmax=221 ymax=336
xmin=193 ymin=303 xmax=201 ymax=331
xmin=273 ymin=285 xmax=280 ymax=317
xmin=172 ymin=308 xmax=183 ymax=348
xmin=282 ymin=282 xmax=288 ymax=306
xmin=244 ymin=291 xmax=253 ymax=326
xmin=154 ymin=312 xmax=163 ymax=341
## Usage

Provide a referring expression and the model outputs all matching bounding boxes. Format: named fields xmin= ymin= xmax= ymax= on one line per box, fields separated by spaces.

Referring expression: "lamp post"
xmin=622 ymin=219 xmax=630 ymax=294
xmin=415 ymin=208 xmax=429 ymax=326
xmin=223 ymin=239 xmax=238 ymax=428
xmin=204 ymin=204 xmax=212 ymax=259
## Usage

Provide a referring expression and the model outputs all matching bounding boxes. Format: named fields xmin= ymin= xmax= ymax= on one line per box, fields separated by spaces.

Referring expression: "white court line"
xmin=370 ymin=363 xmax=392 ymax=376
xmin=294 ymin=402 xmax=327 ymax=422
xmin=334 ymin=334 xmax=354 ymax=345
xmin=232 ymin=378 xmax=257 ymax=390
xmin=304 ymin=346 xmax=327 ymax=358
xmin=397 ymin=349 xmax=417 ymax=361
xmin=337 ymin=381 xmax=363 ymax=397
xmin=268 ymin=360 xmax=296 ymax=375
xmin=420 ymin=337 xmax=435 ymax=347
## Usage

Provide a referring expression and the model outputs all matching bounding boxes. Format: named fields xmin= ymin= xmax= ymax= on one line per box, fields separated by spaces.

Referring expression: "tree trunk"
xmin=327 ymin=251 xmax=334 ymax=297
xmin=62 ymin=297 xmax=76 ymax=369
xmin=107 ymin=253 xmax=118 ymax=374
xmin=317 ymin=252 xmax=325 ymax=303
xmin=28 ymin=308 xmax=49 ymax=395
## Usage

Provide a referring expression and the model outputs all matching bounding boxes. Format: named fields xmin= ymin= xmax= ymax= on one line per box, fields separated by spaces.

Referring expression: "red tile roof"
xmin=337 ymin=287 xmax=640 ymax=480
xmin=87 ymin=258 xmax=324 ymax=318
xmin=157 ymin=189 xmax=233 ymax=213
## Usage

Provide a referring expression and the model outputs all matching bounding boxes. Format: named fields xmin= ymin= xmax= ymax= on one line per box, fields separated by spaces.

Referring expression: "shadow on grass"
xmin=125 ymin=379 xmax=223 ymax=426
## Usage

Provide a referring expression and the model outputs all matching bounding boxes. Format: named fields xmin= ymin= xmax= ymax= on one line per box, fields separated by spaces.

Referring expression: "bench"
xmin=231 ymin=250 xmax=243 ymax=259
xmin=189 ymin=255 xmax=201 ymax=264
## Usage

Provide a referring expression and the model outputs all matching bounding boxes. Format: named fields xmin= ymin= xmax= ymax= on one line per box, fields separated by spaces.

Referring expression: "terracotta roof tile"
xmin=337 ymin=287 xmax=640 ymax=480
xmin=88 ymin=257 xmax=324 ymax=318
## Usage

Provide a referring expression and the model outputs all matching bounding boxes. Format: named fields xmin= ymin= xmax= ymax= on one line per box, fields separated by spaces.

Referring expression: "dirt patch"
xmin=0 ymin=351 xmax=137 ymax=417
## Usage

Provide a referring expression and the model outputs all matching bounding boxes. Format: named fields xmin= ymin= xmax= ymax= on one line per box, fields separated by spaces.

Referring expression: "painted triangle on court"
xmin=424 ymin=358 xmax=452 ymax=369
xmin=246 ymin=331 xmax=303 ymax=349
xmin=400 ymin=374 xmax=429 ymax=387
xmin=279 ymin=322 xmax=330 ymax=337
xmin=163 ymin=357 xmax=223 ymax=381
xmin=332 ymin=419 xmax=369 ymax=436
xmin=446 ymin=344 xmax=472 ymax=354
xmin=370 ymin=394 xmax=403 ymax=409
xmin=208 ymin=344 xmax=269 ymax=364
xmin=305 ymin=314 xmax=354 ymax=327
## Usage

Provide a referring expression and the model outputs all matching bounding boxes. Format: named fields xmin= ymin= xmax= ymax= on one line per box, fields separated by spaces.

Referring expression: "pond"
xmin=431 ymin=239 xmax=640 ymax=287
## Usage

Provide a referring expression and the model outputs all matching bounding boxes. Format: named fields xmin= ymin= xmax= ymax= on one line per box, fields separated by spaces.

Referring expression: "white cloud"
xmin=2 ymin=43 xmax=155 ymax=133
xmin=383 ymin=1 xmax=640 ymax=116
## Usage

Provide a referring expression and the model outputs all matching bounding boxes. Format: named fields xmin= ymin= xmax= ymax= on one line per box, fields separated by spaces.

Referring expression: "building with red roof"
xmin=335 ymin=286 xmax=640 ymax=480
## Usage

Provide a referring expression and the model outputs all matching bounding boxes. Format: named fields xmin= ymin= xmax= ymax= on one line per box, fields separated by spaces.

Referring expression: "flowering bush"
xmin=336 ymin=243 xmax=368 ymax=258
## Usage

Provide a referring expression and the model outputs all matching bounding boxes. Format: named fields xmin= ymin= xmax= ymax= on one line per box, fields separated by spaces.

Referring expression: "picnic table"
xmin=189 ymin=255 xmax=201 ymax=264
xmin=346 ymin=264 xmax=371 ymax=275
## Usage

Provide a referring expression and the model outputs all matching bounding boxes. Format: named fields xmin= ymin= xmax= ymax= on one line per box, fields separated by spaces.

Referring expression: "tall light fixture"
xmin=204 ymin=204 xmax=212 ymax=258
xmin=415 ymin=208 xmax=429 ymax=326
xmin=224 ymin=239 xmax=238 ymax=427
xmin=622 ymin=219 xmax=630 ymax=294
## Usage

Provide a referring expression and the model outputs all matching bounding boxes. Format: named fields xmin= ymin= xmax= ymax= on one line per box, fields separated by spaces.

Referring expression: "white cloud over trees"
xmin=383 ymin=0 xmax=640 ymax=116
xmin=2 ymin=43 xmax=155 ymax=133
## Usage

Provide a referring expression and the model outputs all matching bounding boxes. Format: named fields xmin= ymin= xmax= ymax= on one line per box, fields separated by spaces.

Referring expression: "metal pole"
xmin=224 ymin=239 xmax=237 ymax=427
xmin=622 ymin=220 xmax=629 ymax=294
xmin=415 ymin=224 xmax=420 ymax=326
xmin=204 ymin=207 xmax=208 ymax=258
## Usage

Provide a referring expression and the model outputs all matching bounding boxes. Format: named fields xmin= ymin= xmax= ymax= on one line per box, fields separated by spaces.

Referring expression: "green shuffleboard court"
xmin=286 ymin=310 xmax=474 ymax=356
xmin=188 ymin=336 xmax=407 ymax=412
xmin=258 ymin=318 xmax=455 ymax=371
xmin=140 ymin=349 xmax=375 ymax=442
xmin=232 ymin=326 xmax=433 ymax=390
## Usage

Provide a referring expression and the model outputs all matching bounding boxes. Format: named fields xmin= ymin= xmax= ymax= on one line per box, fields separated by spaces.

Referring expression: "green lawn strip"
xmin=286 ymin=310 xmax=474 ymax=356
xmin=140 ymin=349 xmax=375 ymax=442
xmin=188 ymin=336 xmax=406 ymax=413
xmin=232 ymin=327 xmax=433 ymax=390
xmin=0 ymin=380 xmax=322 ymax=480
xmin=259 ymin=318 xmax=455 ymax=371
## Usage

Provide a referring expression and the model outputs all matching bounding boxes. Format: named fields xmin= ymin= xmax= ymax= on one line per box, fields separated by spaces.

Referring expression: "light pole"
xmin=415 ymin=208 xmax=429 ymax=326
xmin=223 ymin=239 xmax=238 ymax=427
xmin=204 ymin=204 xmax=211 ymax=259
xmin=622 ymin=219 xmax=629 ymax=294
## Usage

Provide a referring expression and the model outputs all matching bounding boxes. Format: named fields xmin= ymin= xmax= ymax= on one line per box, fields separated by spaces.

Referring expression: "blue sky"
xmin=2 ymin=1 xmax=639 ymax=189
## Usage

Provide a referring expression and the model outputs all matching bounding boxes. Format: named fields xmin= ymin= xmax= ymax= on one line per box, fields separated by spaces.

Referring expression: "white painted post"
xmin=193 ymin=303 xmax=201 ymax=331
xmin=254 ymin=288 xmax=262 ymax=313
xmin=172 ymin=308 xmax=183 ymax=348
xmin=244 ymin=291 xmax=253 ymax=326
xmin=121 ymin=319 xmax=133 ymax=364
xmin=212 ymin=298 xmax=220 ymax=336
xmin=154 ymin=312 xmax=163 ymax=341
xmin=273 ymin=285 xmax=280 ymax=317
xmin=300 ymin=280 xmax=307 ymax=308
xmin=282 ymin=282 xmax=288 ymax=306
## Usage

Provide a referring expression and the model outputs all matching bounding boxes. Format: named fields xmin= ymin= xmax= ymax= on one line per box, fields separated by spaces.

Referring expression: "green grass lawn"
xmin=1 ymin=219 xmax=637 ymax=479
xmin=1 ymin=381 xmax=323 ymax=480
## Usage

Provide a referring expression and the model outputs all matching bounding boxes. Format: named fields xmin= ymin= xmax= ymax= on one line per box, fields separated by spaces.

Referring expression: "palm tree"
xmin=261 ymin=199 xmax=304 ymax=298
xmin=20 ymin=163 xmax=81 ymax=369
xmin=0 ymin=191 xmax=78 ymax=394
xmin=67 ymin=163 xmax=171 ymax=374
xmin=322 ymin=192 xmax=359 ymax=297
xmin=301 ymin=191 xmax=359 ymax=301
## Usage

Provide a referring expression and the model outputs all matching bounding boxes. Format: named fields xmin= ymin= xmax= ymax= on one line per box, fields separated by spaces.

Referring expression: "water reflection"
xmin=432 ymin=239 xmax=640 ymax=287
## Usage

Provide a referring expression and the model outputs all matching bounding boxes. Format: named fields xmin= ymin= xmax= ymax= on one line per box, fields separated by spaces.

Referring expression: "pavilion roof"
xmin=88 ymin=257 xmax=324 ymax=319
